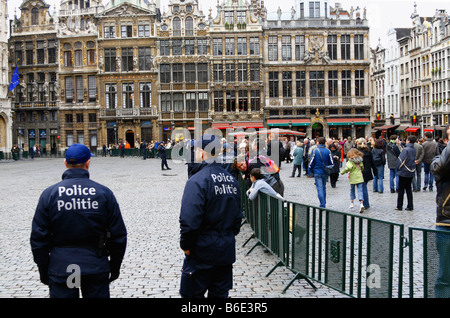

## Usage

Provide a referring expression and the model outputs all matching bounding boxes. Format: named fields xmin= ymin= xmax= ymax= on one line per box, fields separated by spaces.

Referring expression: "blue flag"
xmin=9 ymin=66 xmax=20 ymax=92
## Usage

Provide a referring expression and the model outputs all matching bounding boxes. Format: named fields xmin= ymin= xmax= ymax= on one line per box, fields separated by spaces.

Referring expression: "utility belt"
xmin=54 ymin=231 xmax=111 ymax=258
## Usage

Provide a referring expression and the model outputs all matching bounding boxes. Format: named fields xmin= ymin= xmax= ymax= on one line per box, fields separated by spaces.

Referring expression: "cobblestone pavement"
xmin=0 ymin=155 xmax=437 ymax=298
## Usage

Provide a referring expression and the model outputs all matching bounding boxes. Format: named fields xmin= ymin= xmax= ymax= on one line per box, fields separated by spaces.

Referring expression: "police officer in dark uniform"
xmin=30 ymin=143 xmax=127 ymax=298
xmin=159 ymin=141 xmax=171 ymax=170
xmin=179 ymin=134 xmax=242 ymax=298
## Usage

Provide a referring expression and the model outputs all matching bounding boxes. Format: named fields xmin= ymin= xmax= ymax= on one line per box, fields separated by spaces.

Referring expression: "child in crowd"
xmin=246 ymin=168 xmax=283 ymax=201
xmin=340 ymin=148 xmax=365 ymax=213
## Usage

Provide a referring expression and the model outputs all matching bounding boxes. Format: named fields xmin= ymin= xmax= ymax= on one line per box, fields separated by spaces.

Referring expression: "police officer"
xmin=179 ymin=134 xmax=242 ymax=298
xmin=30 ymin=143 xmax=127 ymax=298
xmin=159 ymin=141 xmax=171 ymax=170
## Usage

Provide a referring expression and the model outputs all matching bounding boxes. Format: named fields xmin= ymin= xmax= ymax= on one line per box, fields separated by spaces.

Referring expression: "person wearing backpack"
xmin=372 ymin=139 xmax=386 ymax=193
xmin=395 ymin=135 xmax=417 ymax=211
xmin=308 ymin=137 xmax=334 ymax=208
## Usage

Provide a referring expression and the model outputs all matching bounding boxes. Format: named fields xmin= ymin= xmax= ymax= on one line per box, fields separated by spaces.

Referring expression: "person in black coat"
xmin=159 ymin=141 xmax=171 ymax=170
xmin=329 ymin=143 xmax=341 ymax=188
xmin=356 ymin=139 xmax=377 ymax=209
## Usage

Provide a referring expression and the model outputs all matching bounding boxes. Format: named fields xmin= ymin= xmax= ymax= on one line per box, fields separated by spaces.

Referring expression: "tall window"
xmin=64 ymin=51 xmax=73 ymax=67
xmin=250 ymin=37 xmax=259 ymax=55
xmin=122 ymin=83 xmax=134 ymax=108
xmin=160 ymin=64 xmax=171 ymax=83
xmin=122 ymin=47 xmax=133 ymax=72
xmin=268 ymin=36 xmax=278 ymax=61
xmin=237 ymin=38 xmax=247 ymax=55
xmin=282 ymin=36 xmax=292 ymax=61
xmin=226 ymin=90 xmax=236 ymax=112
xmin=342 ymin=70 xmax=351 ymax=97
xmin=296 ymin=71 xmax=306 ymax=97
xmin=185 ymin=17 xmax=194 ymax=36
xmin=309 ymin=1 xmax=320 ymax=18
xmin=225 ymin=38 xmax=235 ymax=55
xmin=173 ymin=17 xmax=181 ymax=36
xmin=213 ymin=38 xmax=223 ymax=55
xmin=65 ymin=77 xmax=73 ymax=102
xmin=354 ymin=35 xmax=364 ymax=60
xmin=104 ymin=48 xmax=116 ymax=72
xmin=172 ymin=40 xmax=182 ymax=55
xmin=140 ymin=83 xmax=151 ymax=108
xmin=355 ymin=70 xmax=365 ymax=96
xmin=250 ymin=90 xmax=260 ymax=111
xmin=76 ymin=76 xmax=83 ymax=102
xmin=186 ymin=92 xmax=196 ymax=112
xmin=31 ymin=8 xmax=39 ymax=25
xmin=74 ymin=50 xmax=83 ymax=66
xmin=105 ymin=83 xmax=117 ymax=108
xmin=327 ymin=35 xmax=337 ymax=60
xmin=214 ymin=91 xmax=224 ymax=112
xmin=173 ymin=63 xmax=183 ymax=83
xmin=198 ymin=63 xmax=208 ymax=83
xmin=198 ymin=92 xmax=209 ymax=111
xmin=185 ymin=39 xmax=195 ymax=55
xmin=295 ymin=35 xmax=305 ymax=61
xmin=160 ymin=40 xmax=170 ymax=56
xmin=160 ymin=93 xmax=171 ymax=112
xmin=238 ymin=63 xmax=247 ymax=82
xmin=225 ymin=64 xmax=235 ymax=82
xmin=269 ymin=71 xmax=279 ymax=98
xmin=309 ymin=71 xmax=324 ymax=97
xmin=328 ymin=71 xmax=338 ymax=97
xmin=282 ymin=71 xmax=292 ymax=97
xmin=139 ymin=47 xmax=151 ymax=71
xmin=173 ymin=93 xmax=183 ymax=112
xmin=250 ymin=63 xmax=260 ymax=82
xmin=88 ymin=76 xmax=96 ymax=102
xmin=341 ymin=35 xmax=351 ymax=60
xmin=214 ymin=64 xmax=223 ymax=83
xmin=185 ymin=63 xmax=196 ymax=83
xmin=238 ymin=90 xmax=248 ymax=112
xmin=198 ymin=39 xmax=207 ymax=55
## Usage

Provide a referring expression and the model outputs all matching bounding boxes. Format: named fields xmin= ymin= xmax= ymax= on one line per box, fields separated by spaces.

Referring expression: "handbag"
xmin=316 ymin=149 xmax=333 ymax=176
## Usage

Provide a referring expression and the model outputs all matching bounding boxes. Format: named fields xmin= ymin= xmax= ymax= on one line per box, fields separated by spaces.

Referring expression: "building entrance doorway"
xmin=312 ymin=122 xmax=324 ymax=138
xmin=125 ymin=130 xmax=135 ymax=148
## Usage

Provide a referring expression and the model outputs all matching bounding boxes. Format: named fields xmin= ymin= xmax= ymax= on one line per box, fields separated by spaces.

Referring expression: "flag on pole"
xmin=9 ymin=66 xmax=20 ymax=92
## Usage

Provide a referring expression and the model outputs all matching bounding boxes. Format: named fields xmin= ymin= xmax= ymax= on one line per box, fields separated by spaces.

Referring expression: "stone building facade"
xmin=0 ymin=0 xmax=12 ymax=155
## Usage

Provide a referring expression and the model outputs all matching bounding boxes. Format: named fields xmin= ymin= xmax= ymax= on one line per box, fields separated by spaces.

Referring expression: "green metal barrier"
xmin=239 ymin=174 xmax=407 ymax=298
xmin=408 ymin=227 xmax=450 ymax=298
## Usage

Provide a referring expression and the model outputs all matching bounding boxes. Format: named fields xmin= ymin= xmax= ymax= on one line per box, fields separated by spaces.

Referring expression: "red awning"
xmin=374 ymin=125 xmax=399 ymax=131
xmin=211 ymin=122 xmax=264 ymax=129
xmin=267 ymin=119 xmax=310 ymax=126
xmin=424 ymin=128 xmax=434 ymax=132
xmin=405 ymin=127 xmax=420 ymax=132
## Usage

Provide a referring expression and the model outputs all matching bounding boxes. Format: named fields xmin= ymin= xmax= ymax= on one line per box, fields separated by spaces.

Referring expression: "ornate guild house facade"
xmin=8 ymin=0 xmax=372 ymax=153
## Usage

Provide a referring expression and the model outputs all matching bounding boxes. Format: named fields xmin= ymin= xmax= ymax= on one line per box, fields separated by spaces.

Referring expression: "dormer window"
xmin=31 ymin=8 xmax=39 ymax=25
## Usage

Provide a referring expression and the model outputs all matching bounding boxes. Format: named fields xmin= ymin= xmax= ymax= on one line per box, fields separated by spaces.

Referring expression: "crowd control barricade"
xmin=239 ymin=176 xmax=408 ymax=298
xmin=408 ymin=227 xmax=450 ymax=298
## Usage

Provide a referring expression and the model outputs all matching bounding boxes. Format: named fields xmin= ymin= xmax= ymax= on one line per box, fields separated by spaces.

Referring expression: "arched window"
xmin=185 ymin=16 xmax=193 ymax=36
xmin=31 ymin=8 xmax=39 ymax=25
xmin=173 ymin=17 xmax=181 ymax=36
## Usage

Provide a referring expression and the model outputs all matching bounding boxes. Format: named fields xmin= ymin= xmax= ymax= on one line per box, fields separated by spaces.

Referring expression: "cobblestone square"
xmin=0 ymin=156 xmax=437 ymax=298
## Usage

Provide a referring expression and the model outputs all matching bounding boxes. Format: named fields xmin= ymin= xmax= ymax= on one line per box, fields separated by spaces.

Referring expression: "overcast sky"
xmin=5 ymin=0 xmax=450 ymax=48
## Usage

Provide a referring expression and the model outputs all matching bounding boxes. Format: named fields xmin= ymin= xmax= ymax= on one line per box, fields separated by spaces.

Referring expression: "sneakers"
xmin=349 ymin=201 xmax=354 ymax=209
xmin=359 ymin=202 xmax=364 ymax=213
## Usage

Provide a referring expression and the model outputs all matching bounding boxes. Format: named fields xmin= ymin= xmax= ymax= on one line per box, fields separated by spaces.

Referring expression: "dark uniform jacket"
xmin=396 ymin=143 xmax=417 ymax=178
xmin=30 ymin=169 xmax=127 ymax=278
xmin=431 ymin=145 xmax=450 ymax=227
xmin=179 ymin=162 xmax=242 ymax=269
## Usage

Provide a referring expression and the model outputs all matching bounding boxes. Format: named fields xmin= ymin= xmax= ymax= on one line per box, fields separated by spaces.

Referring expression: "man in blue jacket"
xmin=308 ymin=137 xmax=334 ymax=208
xmin=30 ymin=143 xmax=127 ymax=298
xmin=179 ymin=134 xmax=242 ymax=298
xmin=395 ymin=135 xmax=417 ymax=211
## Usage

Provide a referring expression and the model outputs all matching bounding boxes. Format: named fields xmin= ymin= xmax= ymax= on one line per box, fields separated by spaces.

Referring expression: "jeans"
xmin=362 ymin=182 xmax=370 ymax=208
xmin=314 ymin=174 xmax=328 ymax=208
xmin=412 ymin=163 xmax=422 ymax=191
xmin=390 ymin=168 xmax=399 ymax=191
xmin=435 ymin=226 xmax=450 ymax=298
xmin=423 ymin=163 xmax=434 ymax=189
xmin=397 ymin=176 xmax=413 ymax=209
xmin=350 ymin=183 xmax=364 ymax=202
xmin=373 ymin=165 xmax=385 ymax=193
